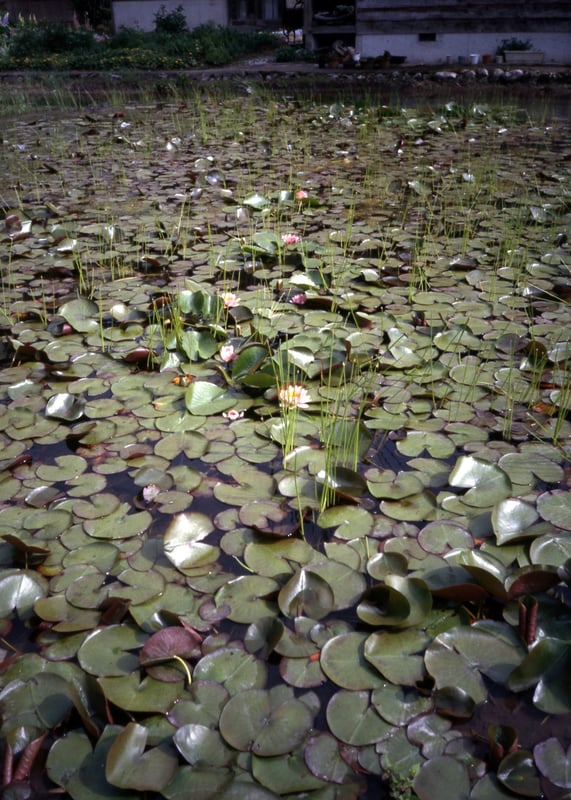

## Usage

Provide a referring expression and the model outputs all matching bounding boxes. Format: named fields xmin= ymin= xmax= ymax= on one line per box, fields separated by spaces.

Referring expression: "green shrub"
xmin=0 ymin=18 xmax=278 ymax=70
xmin=8 ymin=22 xmax=97 ymax=58
xmin=154 ymin=4 xmax=188 ymax=34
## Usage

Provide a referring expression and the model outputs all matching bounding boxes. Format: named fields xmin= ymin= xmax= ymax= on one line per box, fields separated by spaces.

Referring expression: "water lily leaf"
xmin=47 ymin=727 xmax=137 ymax=800
xmin=98 ymin=674 xmax=182 ymax=713
xmin=537 ymin=490 xmax=571 ymax=530
xmin=252 ymin=750 xmax=327 ymax=794
xmin=173 ymin=723 xmax=235 ymax=767
xmin=418 ymin=520 xmax=474 ymax=555
xmin=413 ymin=755 xmax=470 ymax=800
xmin=304 ymin=732 xmax=357 ymax=784
xmin=396 ymin=431 xmax=455 ymax=459
xmin=84 ymin=506 xmax=152 ymax=539
xmin=325 ymin=688 xmax=391 ymax=745
xmin=215 ymin=575 xmax=279 ymax=623
xmin=534 ymin=737 xmax=571 ymax=788
xmin=278 ymin=567 xmax=334 ymax=620
xmin=381 ymin=490 xmax=437 ymax=521
xmin=364 ymin=628 xmax=430 ymax=685
xmin=219 ymin=687 xmax=313 ymax=755
xmin=231 ymin=343 xmax=270 ymax=382
xmin=497 ymin=750 xmax=541 ymax=797
xmin=243 ymin=194 xmax=271 ymax=210
xmin=140 ymin=626 xmax=202 ymax=681
xmin=162 ymin=766 xmax=233 ymax=799
xmin=371 ymin=683 xmax=432 ymax=726
xmin=320 ymin=632 xmax=385 ymax=690
xmin=59 ymin=298 xmax=100 ymax=333
xmin=529 ymin=533 xmax=571 ymax=566
xmin=508 ymin=637 xmax=571 ymax=714
xmin=0 ymin=570 xmax=47 ymax=618
xmin=0 ymin=672 xmax=74 ymax=734
xmin=163 ymin=512 xmax=215 ymax=570
xmin=303 ymin=560 xmax=366 ymax=610
xmin=357 ymin=575 xmax=432 ymax=628
xmin=316 ymin=465 xmax=368 ymax=499
xmin=106 ymin=722 xmax=178 ymax=791
xmin=492 ymin=498 xmax=540 ymax=544
xmin=46 ymin=392 xmax=86 ymax=421
xmin=367 ymin=470 xmax=425 ymax=500
xmin=185 ymin=381 xmax=237 ymax=415
xmin=192 ymin=647 xmax=267 ymax=695
xmin=317 ymin=505 xmax=373 ymax=539
xmin=449 ymin=456 xmax=512 ymax=507
xmin=36 ymin=454 xmax=87 ymax=483
xmin=471 ymin=774 xmax=527 ymax=799
xmin=180 ymin=329 xmax=219 ymax=362
xmin=78 ymin=624 xmax=148 ymax=677
xmin=214 ymin=467 xmax=275 ymax=506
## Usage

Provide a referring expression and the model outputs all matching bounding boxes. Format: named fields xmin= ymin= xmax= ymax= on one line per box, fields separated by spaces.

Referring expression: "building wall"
xmin=306 ymin=0 xmax=571 ymax=63
xmin=357 ymin=32 xmax=571 ymax=64
xmin=112 ymin=0 xmax=227 ymax=32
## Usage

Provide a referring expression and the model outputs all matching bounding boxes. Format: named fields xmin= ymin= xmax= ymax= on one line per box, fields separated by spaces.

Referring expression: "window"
xmin=418 ymin=33 xmax=437 ymax=42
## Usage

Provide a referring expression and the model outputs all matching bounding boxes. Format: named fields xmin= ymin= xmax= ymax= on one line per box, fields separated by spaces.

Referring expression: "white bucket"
xmin=469 ymin=54 xmax=480 ymax=65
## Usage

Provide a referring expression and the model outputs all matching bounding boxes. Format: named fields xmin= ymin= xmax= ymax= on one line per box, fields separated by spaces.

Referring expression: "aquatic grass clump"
xmin=0 ymin=91 xmax=570 ymax=799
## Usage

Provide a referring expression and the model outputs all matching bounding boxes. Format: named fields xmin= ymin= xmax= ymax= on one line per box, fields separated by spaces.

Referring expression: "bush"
xmin=0 ymin=18 xmax=279 ymax=71
xmin=8 ymin=22 xmax=97 ymax=58
xmin=154 ymin=4 xmax=188 ymax=34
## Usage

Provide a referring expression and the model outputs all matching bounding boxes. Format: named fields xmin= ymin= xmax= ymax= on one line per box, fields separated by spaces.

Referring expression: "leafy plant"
xmin=154 ymin=3 xmax=188 ymax=35
xmin=497 ymin=37 xmax=533 ymax=53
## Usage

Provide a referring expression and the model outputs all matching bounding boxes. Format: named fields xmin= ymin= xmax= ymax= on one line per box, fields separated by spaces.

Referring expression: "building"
xmin=304 ymin=0 xmax=571 ymax=65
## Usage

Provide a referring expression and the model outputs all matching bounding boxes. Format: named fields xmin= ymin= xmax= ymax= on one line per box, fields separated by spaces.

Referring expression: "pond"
xmin=0 ymin=82 xmax=570 ymax=800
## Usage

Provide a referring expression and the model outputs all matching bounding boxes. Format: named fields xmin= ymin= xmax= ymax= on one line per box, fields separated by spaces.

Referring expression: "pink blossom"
xmin=295 ymin=190 xmax=309 ymax=200
xmin=221 ymin=291 xmax=239 ymax=308
xmin=289 ymin=293 xmax=307 ymax=306
xmin=281 ymin=233 xmax=301 ymax=246
xmin=278 ymin=384 xmax=311 ymax=409
xmin=219 ymin=344 xmax=237 ymax=362
xmin=223 ymin=409 xmax=244 ymax=421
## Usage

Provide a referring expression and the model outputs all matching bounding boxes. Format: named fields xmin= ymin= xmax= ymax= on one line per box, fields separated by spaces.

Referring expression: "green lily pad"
xmin=357 ymin=575 xmax=432 ymax=628
xmin=534 ymin=737 xmax=571 ymax=788
xmin=325 ymin=688 xmax=391 ymax=745
xmin=163 ymin=512 xmax=217 ymax=571
xmin=185 ymin=381 xmax=237 ymax=415
xmin=537 ymin=490 xmax=571 ymax=530
xmin=413 ymin=755 xmax=470 ymax=800
xmin=364 ymin=629 xmax=430 ymax=685
xmin=78 ymin=624 xmax=148 ymax=677
xmin=449 ymin=456 xmax=512 ymax=507
xmin=320 ymin=632 xmax=385 ymax=690
xmin=173 ymin=723 xmax=235 ymax=767
xmin=106 ymin=722 xmax=178 ymax=792
xmin=98 ymin=673 xmax=183 ymax=713
xmin=219 ymin=686 xmax=313 ymax=755
xmin=47 ymin=727 xmax=137 ymax=800
xmin=508 ymin=637 xmax=571 ymax=714
xmin=492 ymin=498 xmax=540 ymax=544
xmin=192 ymin=647 xmax=267 ymax=695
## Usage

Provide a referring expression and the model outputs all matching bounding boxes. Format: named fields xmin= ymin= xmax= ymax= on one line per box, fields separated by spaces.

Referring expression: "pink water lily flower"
xmin=279 ymin=384 xmax=311 ymax=409
xmin=289 ymin=292 xmax=307 ymax=306
xmin=221 ymin=291 xmax=239 ymax=308
xmin=223 ymin=409 xmax=244 ymax=421
xmin=295 ymin=190 xmax=309 ymax=200
xmin=281 ymin=233 xmax=301 ymax=246
xmin=219 ymin=343 xmax=237 ymax=362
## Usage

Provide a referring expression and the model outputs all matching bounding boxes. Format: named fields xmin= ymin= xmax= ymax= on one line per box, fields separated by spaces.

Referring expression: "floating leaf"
xmin=106 ymin=722 xmax=178 ymax=791
xmin=449 ymin=456 xmax=512 ymax=507
xmin=534 ymin=737 xmax=571 ymax=788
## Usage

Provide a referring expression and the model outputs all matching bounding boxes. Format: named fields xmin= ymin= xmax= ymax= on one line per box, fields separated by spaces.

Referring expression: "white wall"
xmin=356 ymin=32 xmax=571 ymax=65
xmin=112 ymin=0 xmax=228 ymax=32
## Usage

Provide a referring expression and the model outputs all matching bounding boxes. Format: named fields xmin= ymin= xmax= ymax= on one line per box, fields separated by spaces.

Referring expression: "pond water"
xmin=0 ymin=85 xmax=570 ymax=799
